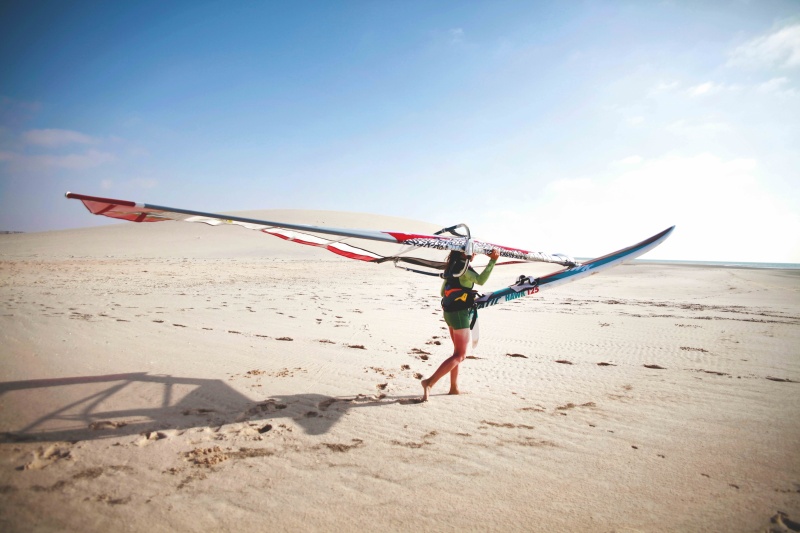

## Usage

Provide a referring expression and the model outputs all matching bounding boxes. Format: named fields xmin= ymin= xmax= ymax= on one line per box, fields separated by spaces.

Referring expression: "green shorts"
xmin=443 ymin=309 xmax=474 ymax=330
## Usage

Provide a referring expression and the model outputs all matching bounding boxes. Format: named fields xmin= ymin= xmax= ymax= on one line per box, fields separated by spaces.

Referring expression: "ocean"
xmin=629 ymin=259 xmax=800 ymax=270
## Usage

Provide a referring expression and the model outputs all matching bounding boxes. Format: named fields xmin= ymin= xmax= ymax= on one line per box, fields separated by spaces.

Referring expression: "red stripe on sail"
xmin=66 ymin=192 xmax=137 ymax=207
xmin=324 ymin=245 xmax=380 ymax=262
xmin=262 ymin=230 xmax=380 ymax=262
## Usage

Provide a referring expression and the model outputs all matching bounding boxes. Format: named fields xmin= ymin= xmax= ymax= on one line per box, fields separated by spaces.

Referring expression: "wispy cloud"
xmin=131 ymin=178 xmax=158 ymax=189
xmin=648 ymin=80 xmax=680 ymax=96
xmin=0 ymin=126 xmax=120 ymax=175
xmin=22 ymin=128 xmax=98 ymax=147
xmin=757 ymin=76 xmax=797 ymax=96
xmin=686 ymin=81 xmax=739 ymax=97
xmin=1 ymin=149 xmax=116 ymax=171
xmin=449 ymin=28 xmax=465 ymax=45
xmin=666 ymin=118 xmax=730 ymax=136
xmin=728 ymin=23 xmax=800 ymax=69
xmin=100 ymin=177 xmax=158 ymax=191
xmin=614 ymin=155 xmax=643 ymax=166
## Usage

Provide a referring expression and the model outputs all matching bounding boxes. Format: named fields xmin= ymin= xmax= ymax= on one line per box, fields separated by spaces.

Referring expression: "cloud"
xmin=43 ymin=149 xmax=116 ymax=169
xmin=477 ymin=154 xmax=799 ymax=263
xmin=0 ymin=127 xmax=120 ymax=175
xmin=0 ymin=149 xmax=116 ymax=172
xmin=449 ymin=28 xmax=465 ymax=45
xmin=686 ymin=81 xmax=740 ymax=97
xmin=757 ymin=77 xmax=797 ymax=96
xmin=615 ymin=155 xmax=643 ymax=166
xmin=22 ymin=128 xmax=98 ymax=147
xmin=687 ymin=81 xmax=716 ymax=96
xmin=98 ymin=177 xmax=157 ymax=192
xmin=665 ymin=118 xmax=730 ymax=138
xmin=647 ymin=80 xmax=680 ymax=96
xmin=728 ymin=23 xmax=800 ymax=69
xmin=132 ymin=178 xmax=158 ymax=189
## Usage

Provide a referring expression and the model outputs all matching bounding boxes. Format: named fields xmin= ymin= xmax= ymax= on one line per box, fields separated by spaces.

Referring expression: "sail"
xmin=65 ymin=192 xmax=576 ymax=269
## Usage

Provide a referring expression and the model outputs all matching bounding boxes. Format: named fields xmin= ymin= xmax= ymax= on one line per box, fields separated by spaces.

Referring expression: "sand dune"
xmin=1 ymin=212 xmax=799 ymax=532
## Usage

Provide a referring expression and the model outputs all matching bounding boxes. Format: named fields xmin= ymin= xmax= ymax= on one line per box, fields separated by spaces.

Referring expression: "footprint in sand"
xmin=185 ymin=446 xmax=229 ymax=466
xmin=21 ymin=444 xmax=73 ymax=470
xmin=236 ymin=399 xmax=288 ymax=421
xmin=89 ymin=494 xmax=132 ymax=506
xmin=89 ymin=420 xmax=128 ymax=430
xmin=481 ymin=420 xmax=535 ymax=429
xmin=182 ymin=408 xmax=216 ymax=416
xmin=519 ymin=406 xmax=546 ymax=413
xmin=321 ymin=439 xmax=363 ymax=452
xmin=555 ymin=402 xmax=596 ymax=412
xmin=766 ymin=376 xmax=799 ymax=383
xmin=391 ymin=439 xmax=427 ymax=448
xmin=318 ymin=398 xmax=338 ymax=411
xmin=134 ymin=431 xmax=171 ymax=447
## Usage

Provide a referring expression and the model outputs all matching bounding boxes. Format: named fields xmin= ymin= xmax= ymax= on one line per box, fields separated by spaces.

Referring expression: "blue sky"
xmin=1 ymin=1 xmax=798 ymax=262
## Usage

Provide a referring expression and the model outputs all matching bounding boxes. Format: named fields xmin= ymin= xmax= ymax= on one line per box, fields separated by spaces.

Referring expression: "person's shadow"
xmin=0 ymin=372 xmax=421 ymax=443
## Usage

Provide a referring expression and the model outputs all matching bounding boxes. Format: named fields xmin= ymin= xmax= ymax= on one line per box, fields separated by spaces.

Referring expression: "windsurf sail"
xmin=64 ymin=192 xmax=577 ymax=270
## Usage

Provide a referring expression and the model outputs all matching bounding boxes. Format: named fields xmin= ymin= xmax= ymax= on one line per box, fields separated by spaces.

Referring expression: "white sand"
xmin=1 ymin=211 xmax=799 ymax=532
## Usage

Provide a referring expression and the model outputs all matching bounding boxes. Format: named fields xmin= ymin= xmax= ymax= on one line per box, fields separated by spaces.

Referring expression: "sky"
xmin=1 ymin=0 xmax=798 ymax=262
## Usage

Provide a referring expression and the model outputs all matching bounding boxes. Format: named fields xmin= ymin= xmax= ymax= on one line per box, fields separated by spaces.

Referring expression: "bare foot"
xmin=448 ymin=387 xmax=460 ymax=395
xmin=421 ymin=378 xmax=431 ymax=402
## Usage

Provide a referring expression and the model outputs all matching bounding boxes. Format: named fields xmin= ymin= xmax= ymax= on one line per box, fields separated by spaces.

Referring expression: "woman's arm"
xmin=462 ymin=249 xmax=500 ymax=286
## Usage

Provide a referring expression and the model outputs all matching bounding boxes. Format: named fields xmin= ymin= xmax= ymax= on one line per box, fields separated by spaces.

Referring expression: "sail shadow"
xmin=0 ymin=373 xmax=414 ymax=442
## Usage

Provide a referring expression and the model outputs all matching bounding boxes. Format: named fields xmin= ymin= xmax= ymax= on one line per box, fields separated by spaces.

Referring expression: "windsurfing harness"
xmin=441 ymin=262 xmax=480 ymax=329
xmin=441 ymin=275 xmax=478 ymax=312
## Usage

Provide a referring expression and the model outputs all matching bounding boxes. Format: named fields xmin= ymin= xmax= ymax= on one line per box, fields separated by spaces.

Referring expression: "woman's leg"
xmin=448 ymin=326 xmax=466 ymax=394
xmin=421 ymin=327 xmax=471 ymax=401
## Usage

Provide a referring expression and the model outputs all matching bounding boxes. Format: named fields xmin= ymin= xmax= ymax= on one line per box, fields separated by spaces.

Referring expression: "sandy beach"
xmin=1 ymin=211 xmax=799 ymax=532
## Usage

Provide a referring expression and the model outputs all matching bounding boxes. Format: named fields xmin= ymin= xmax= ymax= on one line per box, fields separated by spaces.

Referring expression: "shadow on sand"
xmin=0 ymin=372 xmax=421 ymax=443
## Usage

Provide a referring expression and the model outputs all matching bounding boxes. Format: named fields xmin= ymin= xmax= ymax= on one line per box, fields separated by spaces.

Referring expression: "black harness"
xmin=441 ymin=260 xmax=480 ymax=329
xmin=441 ymin=275 xmax=477 ymax=312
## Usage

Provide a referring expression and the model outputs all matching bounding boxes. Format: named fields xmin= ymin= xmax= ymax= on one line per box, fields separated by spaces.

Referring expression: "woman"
xmin=420 ymin=247 xmax=500 ymax=401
